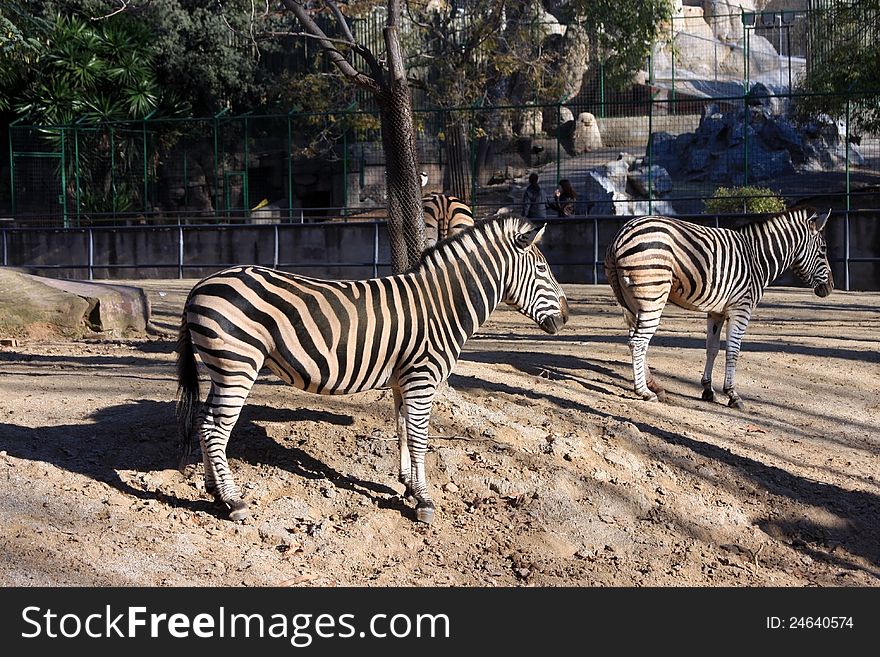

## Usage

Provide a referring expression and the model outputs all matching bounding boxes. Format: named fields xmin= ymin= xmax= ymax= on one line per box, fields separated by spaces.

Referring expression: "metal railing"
xmin=1 ymin=211 xmax=876 ymax=291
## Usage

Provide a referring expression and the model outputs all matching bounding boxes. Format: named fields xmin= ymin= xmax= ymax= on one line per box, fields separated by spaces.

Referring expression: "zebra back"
xmin=423 ymin=193 xmax=475 ymax=249
xmin=182 ymin=216 xmax=567 ymax=397
xmin=604 ymin=206 xmax=833 ymax=315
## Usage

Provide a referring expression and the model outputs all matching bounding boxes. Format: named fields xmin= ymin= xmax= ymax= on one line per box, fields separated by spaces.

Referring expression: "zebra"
xmin=422 ymin=192 xmax=475 ymax=250
xmin=176 ymin=216 xmax=569 ymax=524
xmin=603 ymin=206 xmax=833 ymax=410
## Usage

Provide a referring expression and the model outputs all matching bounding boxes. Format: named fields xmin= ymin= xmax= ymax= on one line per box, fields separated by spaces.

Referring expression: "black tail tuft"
xmin=175 ymin=314 xmax=200 ymax=473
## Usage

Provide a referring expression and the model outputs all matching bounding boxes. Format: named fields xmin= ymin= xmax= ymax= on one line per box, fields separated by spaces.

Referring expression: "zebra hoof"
xmin=728 ymin=398 xmax=747 ymax=411
xmin=640 ymin=392 xmax=659 ymax=402
xmin=415 ymin=503 xmax=435 ymax=524
xmin=654 ymin=389 xmax=668 ymax=402
xmin=701 ymin=389 xmax=717 ymax=403
xmin=227 ymin=500 xmax=251 ymax=521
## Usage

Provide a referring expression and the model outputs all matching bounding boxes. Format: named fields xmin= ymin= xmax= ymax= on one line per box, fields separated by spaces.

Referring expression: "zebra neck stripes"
xmin=739 ymin=208 xmax=821 ymax=293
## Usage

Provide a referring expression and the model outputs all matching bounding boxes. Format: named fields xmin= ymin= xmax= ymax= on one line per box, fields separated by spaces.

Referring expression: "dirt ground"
xmin=0 ymin=280 xmax=878 ymax=587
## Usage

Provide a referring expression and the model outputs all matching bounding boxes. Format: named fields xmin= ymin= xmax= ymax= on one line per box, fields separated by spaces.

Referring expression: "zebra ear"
xmin=515 ymin=223 xmax=546 ymax=249
xmin=811 ymin=208 xmax=831 ymax=232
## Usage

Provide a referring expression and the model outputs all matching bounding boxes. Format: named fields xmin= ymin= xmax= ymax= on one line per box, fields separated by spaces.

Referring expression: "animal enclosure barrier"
xmin=2 ymin=211 xmax=878 ymax=292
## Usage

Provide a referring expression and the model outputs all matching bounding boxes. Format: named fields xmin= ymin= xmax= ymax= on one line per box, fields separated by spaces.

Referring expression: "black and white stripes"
xmin=422 ymin=193 xmax=475 ymax=249
xmin=604 ymin=206 xmax=833 ymax=409
xmin=176 ymin=217 xmax=569 ymax=523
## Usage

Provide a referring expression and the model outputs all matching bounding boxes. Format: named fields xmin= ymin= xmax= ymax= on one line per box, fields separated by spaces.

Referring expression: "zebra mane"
xmin=414 ymin=215 xmax=534 ymax=268
xmin=738 ymin=204 xmax=818 ymax=229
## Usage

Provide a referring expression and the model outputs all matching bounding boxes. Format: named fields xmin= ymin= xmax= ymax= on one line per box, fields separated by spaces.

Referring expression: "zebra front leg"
xmin=199 ymin=384 xmax=252 ymax=520
xmin=722 ymin=308 xmax=752 ymax=410
xmin=701 ymin=313 xmax=725 ymax=403
xmin=392 ymin=387 xmax=415 ymax=504
xmin=400 ymin=387 xmax=437 ymax=524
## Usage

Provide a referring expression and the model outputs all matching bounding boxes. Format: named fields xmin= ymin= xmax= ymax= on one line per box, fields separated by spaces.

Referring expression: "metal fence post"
xmin=373 ymin=221 xmax=380 ymax=278
xmin=593 ymin=217 xmax=599 ymax=284
xmin=845 ymin=94 xmax=851 ymax=291
xmin=845 ymin=94 xmax=851 ymax=212
xmin=287 ymin=110 xmax=294 ymax=222
xmin=88 ymin=227 xmax=94 ymax=280
xmin=844 ymin=210 xmax=851 ymax=291
xmin=178 ymin=226 xmax=184 ymax=279
xmin=142 ymin=109 xmax=157 ymax=215
xmin=2 ymin=228 xmax=6 ymax=267
xmin=73 ymin=119 xmax=82 ymax=228
xmin=273 ymin=225 xmax=280 ymax=269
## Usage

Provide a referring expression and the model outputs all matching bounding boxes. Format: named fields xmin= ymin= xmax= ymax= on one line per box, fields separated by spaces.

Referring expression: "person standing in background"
xmin=549 ymin=179 xmax=577 ymax=217
xmin=522 ymin=173 xmax=546 ymax=219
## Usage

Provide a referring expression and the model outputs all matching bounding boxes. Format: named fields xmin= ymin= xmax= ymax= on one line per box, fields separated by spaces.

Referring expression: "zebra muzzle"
xmin=814 ymin=282 xmax=833 ymax=297
xmin=539 ymin=298 xmax=569 ymax=334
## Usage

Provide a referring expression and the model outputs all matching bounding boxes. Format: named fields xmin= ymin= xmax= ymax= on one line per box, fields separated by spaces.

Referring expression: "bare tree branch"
xmin=279 ymin=0 xmax=384 ymax=94
xmin=325 ymin=0 xmax=355 ymax=44
xmin=90 ymin=0 xmax=153 ymax=21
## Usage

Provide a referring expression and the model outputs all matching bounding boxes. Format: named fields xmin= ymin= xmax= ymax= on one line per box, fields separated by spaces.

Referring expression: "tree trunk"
xmin=383 ymin=22 xmax=425 ymax=273
xmin=443 ymin=115 xmax=473 ymax=203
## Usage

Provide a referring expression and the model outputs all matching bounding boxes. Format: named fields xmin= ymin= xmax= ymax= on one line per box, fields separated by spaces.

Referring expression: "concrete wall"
xmin=2 ymin=211 xmax=878 ymax=290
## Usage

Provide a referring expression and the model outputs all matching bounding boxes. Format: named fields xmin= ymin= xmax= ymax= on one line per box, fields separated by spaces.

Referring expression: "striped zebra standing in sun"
xmin=603 ymin=206 xmax=833 ymax=410
xmin=176 ymin=217 xmax=568 ymax=524
xmin=422 ymin=192 xmax=475 ymax=250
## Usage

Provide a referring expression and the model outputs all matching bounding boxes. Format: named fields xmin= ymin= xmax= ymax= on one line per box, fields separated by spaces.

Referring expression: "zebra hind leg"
xmin=198 ymin=383 xmax=254 ymax=521
xmin=627 ymin=309 xmax=665 ymax=402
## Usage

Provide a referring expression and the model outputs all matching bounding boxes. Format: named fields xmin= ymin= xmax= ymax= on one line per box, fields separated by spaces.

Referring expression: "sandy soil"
xmin=0 ymin=280 xmax=877 ymax=587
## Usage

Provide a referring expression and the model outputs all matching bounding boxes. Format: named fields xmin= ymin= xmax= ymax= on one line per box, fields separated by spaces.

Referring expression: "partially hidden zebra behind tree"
xmin=422 ymin=192 xmax=475 ymax=250
xmin=176 ymin=216 xmax=569 ymax=524
xmin=604 ymin=206 xmax=833 ymax=410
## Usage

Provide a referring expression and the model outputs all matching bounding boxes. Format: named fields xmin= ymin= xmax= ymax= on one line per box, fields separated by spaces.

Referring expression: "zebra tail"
xmin=175 ymin=315 xmax=200 ymax=473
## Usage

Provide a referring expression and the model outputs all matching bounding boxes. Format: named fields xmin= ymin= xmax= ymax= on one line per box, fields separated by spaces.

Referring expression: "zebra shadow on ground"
xmin=0 ymin=399 xmax=407 ymax=521
xmin=446 ymin=371 xmax=880 ymax=576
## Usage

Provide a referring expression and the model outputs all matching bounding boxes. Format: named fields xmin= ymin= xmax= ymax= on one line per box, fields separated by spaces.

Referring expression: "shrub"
xmin=703 ymin=186 xmax=787 ymax=214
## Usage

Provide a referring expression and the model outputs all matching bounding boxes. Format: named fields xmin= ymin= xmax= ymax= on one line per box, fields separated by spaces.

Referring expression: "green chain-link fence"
xmin=5 ymin=7 xmax=880 ymax=226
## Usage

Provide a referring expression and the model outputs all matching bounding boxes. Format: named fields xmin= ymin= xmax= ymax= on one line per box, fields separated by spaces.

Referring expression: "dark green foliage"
xmin=703 ymin=186 xmax=787 ymax=214
xmin=797 ymin=0 xmax=880 ymax=132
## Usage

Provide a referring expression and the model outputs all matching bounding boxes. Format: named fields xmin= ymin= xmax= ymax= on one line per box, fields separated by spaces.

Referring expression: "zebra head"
xmin=503 ymin=220 xmax=569 ymax=334
xmin=792 ymin=208 xmax=834 ymax=298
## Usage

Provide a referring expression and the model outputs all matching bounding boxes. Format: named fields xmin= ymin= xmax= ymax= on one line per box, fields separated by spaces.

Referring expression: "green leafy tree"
xmin=3 ymin=5 xmax=185 ymax=219
xmin=798 ymin=0 xmax=880 ymax=132
xmin=703 ymin=186 xmax=787 ymax=215
xmin=0 ymin=4 xmax=44 ymax=113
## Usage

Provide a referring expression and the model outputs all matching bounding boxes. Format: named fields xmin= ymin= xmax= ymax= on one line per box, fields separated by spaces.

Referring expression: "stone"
xmin=647 ymin=131 xmax=681 ymax=171
xmin=628 ymin=166 xmax=674 ymax=196
xmin=518 ymin=106 xmax=544 ymax=136
xmin=572 ymin=112 xmax=603 ymax=153
xmin=0 ymin=269 xmax=151 ymax=337
xmin=583 ymin=168 xmax=628 ymax=215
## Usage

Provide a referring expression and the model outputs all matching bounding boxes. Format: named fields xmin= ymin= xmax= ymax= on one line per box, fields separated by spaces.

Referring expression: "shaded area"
xmin=0 ymin=399 xmax=408 ymax=522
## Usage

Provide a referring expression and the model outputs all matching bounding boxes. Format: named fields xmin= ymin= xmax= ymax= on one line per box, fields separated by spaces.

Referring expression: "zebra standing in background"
xmin=176 ymin=217 xmax=568 ymax=524
xmin=422 ymin=192 xmax=475 ymax=249
xmin=604 ymin=206 xmax=833 ymax=409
